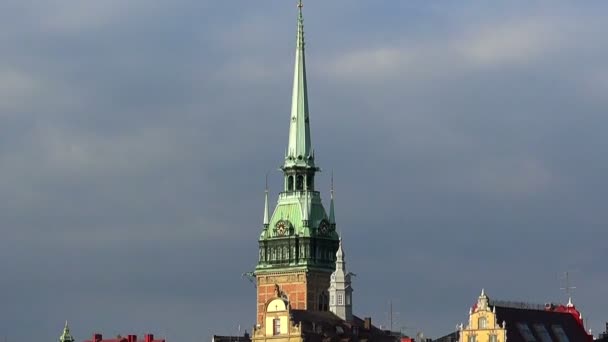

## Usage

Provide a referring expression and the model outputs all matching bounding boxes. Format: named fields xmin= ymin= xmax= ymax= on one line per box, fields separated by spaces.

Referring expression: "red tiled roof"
xmin=84 ymin=333 xmax=165 ymax=342
xmin=494 ymin=305 xmax=593 ymax=342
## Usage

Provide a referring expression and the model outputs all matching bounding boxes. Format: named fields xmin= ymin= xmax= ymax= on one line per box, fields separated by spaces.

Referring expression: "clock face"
xmin=276 ymin=220 xmax=288 ymax=236
xmin=318 ymin=221 xmax=329 ymax=235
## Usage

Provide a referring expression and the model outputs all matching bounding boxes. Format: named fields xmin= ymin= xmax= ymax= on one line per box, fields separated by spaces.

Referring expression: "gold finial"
xmin=297 ymin=0 xmax=303 ymax=9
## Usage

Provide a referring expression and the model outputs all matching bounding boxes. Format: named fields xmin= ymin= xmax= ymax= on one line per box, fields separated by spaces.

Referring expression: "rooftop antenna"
xmin=385 ymin=300 xmax=400 ymax=333
xmin=560 ymin=271 xmax=576 ymax=304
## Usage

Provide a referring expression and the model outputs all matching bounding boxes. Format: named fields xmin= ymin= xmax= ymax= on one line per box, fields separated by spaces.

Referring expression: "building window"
xmin=346 ymin=294 xmax=351 ymax=305
xmin=273 ymin=318 xmax=281 ymax=335
xmin=551 ymin=325 xmax=570 ymax=342
xmin=478 ymin=317 xmax=487 ymax=329
xmin=337 ymin=294 xmax=343 ymax=305
xmin=318 ymin=292 xmax=328 ymax=311
xmin=296 ymin=175 xmax=304 ymax=190
xmin=330 ymin=294 xmax=335 ymax=305
xmin=516 ymin=323 xmax=537 ymax=342
xmin=288 ymin=176 xmax=294 ymax=191
xmin=489 ymin=334 xmax=498 ymax=342
xmin=467 ymin=335 xmax=476 ymax=342
xmin=533 ymin=324 xmax=552 ymax=342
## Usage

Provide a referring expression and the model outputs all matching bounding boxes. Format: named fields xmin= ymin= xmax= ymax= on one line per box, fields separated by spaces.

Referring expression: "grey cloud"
xmin=1 ymin=1 xmax=607 ymax=341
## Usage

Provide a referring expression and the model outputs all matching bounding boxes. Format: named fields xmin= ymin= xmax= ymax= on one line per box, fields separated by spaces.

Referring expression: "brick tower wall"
xmin=256 ymin=270 xmax=331 ymax=325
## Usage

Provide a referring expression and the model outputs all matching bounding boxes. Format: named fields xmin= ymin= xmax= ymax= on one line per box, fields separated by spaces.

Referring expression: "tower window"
xmin=337 ymin=294 xmax=343 ymax=305
xmin=296 ymin=175 xmax=304 ymax=190
xmin=288 ymin=176 xmax=294 ymax=191
xmin=306 ymin=175 xmax=313 ymax=189
xmin=330 ymin=294 xmax=335 ymax=305
xmin=318 ymin=292 xmax=328 ymax=311
xmin=273 ymin=318 xmax=281 ymax=335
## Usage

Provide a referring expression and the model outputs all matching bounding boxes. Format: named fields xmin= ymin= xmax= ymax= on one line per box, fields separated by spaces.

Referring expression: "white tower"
xmin=329 ymin=238 xmax=353 ymax=321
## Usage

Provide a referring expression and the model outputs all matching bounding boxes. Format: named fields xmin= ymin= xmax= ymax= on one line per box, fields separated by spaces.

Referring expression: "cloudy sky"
xmin=1 ymin=0 xmax=608 ymax=341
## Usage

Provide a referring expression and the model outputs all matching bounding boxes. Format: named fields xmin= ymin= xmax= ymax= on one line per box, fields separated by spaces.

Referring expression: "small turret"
xmin=59 ymin=321 xmax=75 ymax=342
xmin=329 ymin=237 xmax=353 ymax=321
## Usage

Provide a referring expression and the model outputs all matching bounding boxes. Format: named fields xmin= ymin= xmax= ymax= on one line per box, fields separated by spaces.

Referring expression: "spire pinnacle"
xmin=336 ymin=235 xmax=345 ymax=263
xmin=285 ymin=0 xmax=313 ymax=168
xmin=329 ymin=171 xmax=336 ymax=225
xmin=263 ymin=175 xmax=269 ymax=228
xmin=59 ymin=321 xmax=75 ymax=342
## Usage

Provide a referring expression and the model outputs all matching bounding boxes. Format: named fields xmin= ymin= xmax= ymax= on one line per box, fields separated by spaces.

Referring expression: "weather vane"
xmin=298 ymin=0 xmax=303 ymax=9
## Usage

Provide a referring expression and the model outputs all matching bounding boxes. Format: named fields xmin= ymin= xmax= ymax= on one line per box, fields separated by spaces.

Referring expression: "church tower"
xmin=329 ymin=238 xmax=353 ymax=321
xmin=254 ymin=0 xmax=339 ymax=325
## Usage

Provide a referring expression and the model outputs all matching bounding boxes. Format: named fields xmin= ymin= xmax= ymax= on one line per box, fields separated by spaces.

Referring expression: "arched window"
xmin=306 ymin=175 xmax=313 ymax=189
xmin=318 ymin=292 xmax=328 ymax=311
xmin=296 ymin=175 xmax=304 ymax=190
xmin=287 ymin=176 xmax=294 ymax=191
xmin=478 ymin=317 xmax=487 ymax=329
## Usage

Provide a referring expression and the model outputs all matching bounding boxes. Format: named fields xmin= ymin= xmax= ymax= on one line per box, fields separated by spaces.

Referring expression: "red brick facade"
xmin=256 ymin=270 xmax=331 ymax=324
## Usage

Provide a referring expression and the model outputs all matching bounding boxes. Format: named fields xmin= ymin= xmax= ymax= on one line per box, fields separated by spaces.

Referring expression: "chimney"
xmin=364 ymin=317 xmax=372 ymax=330
xmin=94 ymin=334 xmax=103 ymax=342
xmin=145 ymin=334 xmax=154 ymax=342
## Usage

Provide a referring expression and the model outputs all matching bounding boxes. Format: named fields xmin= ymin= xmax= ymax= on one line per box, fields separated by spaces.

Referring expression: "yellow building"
xmin=459 ymin=290 xmax=507 ymax=342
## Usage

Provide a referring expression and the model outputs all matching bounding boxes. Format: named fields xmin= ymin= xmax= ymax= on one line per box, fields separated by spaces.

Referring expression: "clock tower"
xmin=254 ymin=0 xmax=339 ymax=325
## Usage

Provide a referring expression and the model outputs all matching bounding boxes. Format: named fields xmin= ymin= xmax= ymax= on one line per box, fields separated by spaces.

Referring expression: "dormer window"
xmin=273 ymin=318 xmax=281 ymax=335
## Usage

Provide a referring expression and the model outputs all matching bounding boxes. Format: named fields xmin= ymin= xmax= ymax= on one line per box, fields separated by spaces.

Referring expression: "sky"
xmin=1 ymin=0 xmax=607 ymax=341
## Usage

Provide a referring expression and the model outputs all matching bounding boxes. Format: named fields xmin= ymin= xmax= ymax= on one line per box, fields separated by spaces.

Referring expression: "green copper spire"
xmin=263 ymin=180 xmax=269 ymax=228
xmin=285 ymin=0 xmax=314 ymax=168
xmin=59 ymin=321 xmax=75 ymax=342
xmin=256 ymin=1 xmax=338 ymax=277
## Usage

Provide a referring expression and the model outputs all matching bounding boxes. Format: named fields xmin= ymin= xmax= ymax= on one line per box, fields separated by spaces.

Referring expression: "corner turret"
xmin=329 ymin=237 xmax=353 ymax=321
